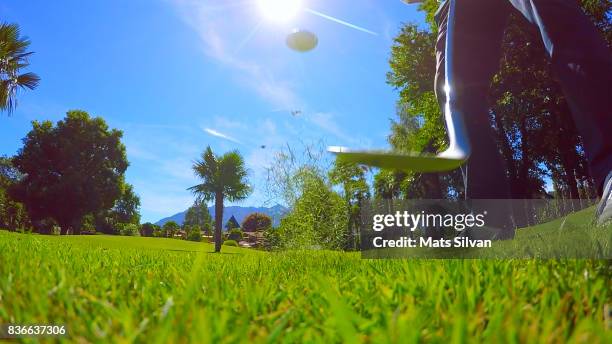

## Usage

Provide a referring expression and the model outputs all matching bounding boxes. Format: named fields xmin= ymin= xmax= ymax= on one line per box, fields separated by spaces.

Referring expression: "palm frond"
xmin=219 ymin=150 xmax=251 ymax=201
xmin=0 ymin=22 xmax=39 ymax=115
xmin=16 ymin=72 xmax=40 ymax=89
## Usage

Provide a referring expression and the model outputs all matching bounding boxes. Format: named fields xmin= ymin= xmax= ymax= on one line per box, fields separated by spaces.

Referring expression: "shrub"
xmin=93 ymin=213 xmax=115 ymax=234
xmin=32 ymin=218 xmax=60 ymax=235
xmin=81 ymin=214 xmax=96 ymax=234
xmin=223 ymin=239 xmax=238 ymax=246
xmin=278 ymin=171 xmax=348 ymax=250
xmin=227 ymin=228 xmax=243 ymax=241
xmin=184 ymin=225 xmax=202 ymax=242
xmin=263 ymin=226 xmax=281 ymax=251
xmin=140 ymin=223 xmax=158 ymax=237
xmin=118 ymin=223 xmax=140 ymax=236
xmin=186 ymin=230 xmax=202 ymax=242
xmin=0 ymin=189 xmax=31 ymax=232
xmin=162 ymin=221 xmax=180 ymax=238
xmin=153 ymin=228 xmax=164 ymax=237
xmin=241 ymin=212 xmax=272 ymax=232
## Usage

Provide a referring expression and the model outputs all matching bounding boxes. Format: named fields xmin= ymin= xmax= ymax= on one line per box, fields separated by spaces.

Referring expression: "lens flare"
xmin=257 ymin=0 xmax=302 ymax=22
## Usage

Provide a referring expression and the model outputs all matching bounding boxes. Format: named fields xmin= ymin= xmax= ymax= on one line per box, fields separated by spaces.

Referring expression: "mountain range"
xmin=155 ymin=204 xmax=288 ymax=229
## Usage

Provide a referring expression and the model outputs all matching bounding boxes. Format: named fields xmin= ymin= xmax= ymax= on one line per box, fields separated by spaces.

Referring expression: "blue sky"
xmin=1 ymin=0 xmax=428 ymax=222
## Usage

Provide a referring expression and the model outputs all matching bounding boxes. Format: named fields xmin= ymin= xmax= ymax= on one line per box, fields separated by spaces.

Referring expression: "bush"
xmin=0 ymin=189 xmax=31 ymax=232
xmin=223 ymin=239 xmax=238 ymax=247
xmin=81 ymin=214 xmax=96 ymax=234
xmin=162 ymin=221 xmax=180 ymax=238
xmin=117 ymin=223 xmax=140 ymax=236
xmin=32 ymin=218 xmax=60 ymax=235
xmin=153 ymin=228 xmax=164 ymax=238
xmin=93 ymin=213 xmax=115 ymax=234
xmin=186 ymin=231 xmax=201 ymax=242
xmin=241 ymin=212 xmax=272 ymax=232
xmin=140 ymin=223 xmax=158 ymax=237
xmin=263 ymin=226 xmax=281 ymax=251
xmin=227 ymin=228 xmax=243 ymax=241
xmin=278 ymin=171 xmax=348 ymax=250
xmin=185 ymin=225 xmax=202 ymax=242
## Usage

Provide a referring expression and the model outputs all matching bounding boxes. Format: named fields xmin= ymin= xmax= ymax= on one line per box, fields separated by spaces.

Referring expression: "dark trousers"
xmin=434 ymin=0 xmax=612 ymax=200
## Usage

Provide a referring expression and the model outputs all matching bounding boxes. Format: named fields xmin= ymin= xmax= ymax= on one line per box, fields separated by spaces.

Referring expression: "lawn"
xmin=1 ymin=212 xmax=611 ymax=343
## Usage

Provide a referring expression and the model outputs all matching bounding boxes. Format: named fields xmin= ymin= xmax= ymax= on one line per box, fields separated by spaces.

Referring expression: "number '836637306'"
xmin=1 ymin=324 xmax=67 ymax=338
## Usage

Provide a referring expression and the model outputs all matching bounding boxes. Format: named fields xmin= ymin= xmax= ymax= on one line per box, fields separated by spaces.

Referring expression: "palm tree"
xmin=1 ymin=22 xmax=40 ymax=114
xmin=189 ymin=146 xmax=251 ymax=252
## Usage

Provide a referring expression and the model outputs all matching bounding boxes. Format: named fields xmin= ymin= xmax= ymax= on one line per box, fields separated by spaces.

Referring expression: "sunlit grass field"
xmin=1 ymin=211 xmax=611 ymax=343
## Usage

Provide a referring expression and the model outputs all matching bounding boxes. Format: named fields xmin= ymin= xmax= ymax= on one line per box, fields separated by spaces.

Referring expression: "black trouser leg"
xmin=435 ymin=0 xmax=515 ymax=236
xmin=435 ymin=0 xmax=512 ymax=200
xmin=508 ymin=0 xmax=612 ymax=194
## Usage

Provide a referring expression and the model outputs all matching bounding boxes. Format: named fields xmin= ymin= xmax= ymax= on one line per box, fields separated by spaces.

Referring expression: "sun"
xmin=257 ymin=0 xmax=302 ymax=22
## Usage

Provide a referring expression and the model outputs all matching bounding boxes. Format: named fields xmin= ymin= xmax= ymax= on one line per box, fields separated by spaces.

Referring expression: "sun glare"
xmin=257 ymin=0 xmax=302 ymax=22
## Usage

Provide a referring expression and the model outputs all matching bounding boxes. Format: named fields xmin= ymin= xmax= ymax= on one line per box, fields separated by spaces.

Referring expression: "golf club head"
xmin=328 ymin=0 xmax=471 ymax=174
xmin=328 ymin=146 xmax=467 ymax=173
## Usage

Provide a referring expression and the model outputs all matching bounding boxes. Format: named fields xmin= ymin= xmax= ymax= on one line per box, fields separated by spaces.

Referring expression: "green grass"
xmin=39 ymin=234 xmax=248 ymax=254
xmin=1 ymin=211 xmax=611 ymax=343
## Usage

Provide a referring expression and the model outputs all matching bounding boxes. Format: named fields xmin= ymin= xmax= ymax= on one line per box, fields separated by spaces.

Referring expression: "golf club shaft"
xmin=439 ymin=0 xmax=471 ymax=160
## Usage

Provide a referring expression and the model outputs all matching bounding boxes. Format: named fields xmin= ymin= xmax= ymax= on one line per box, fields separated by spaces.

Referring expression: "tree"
xmin=329 ymin=159 xmax=370 ymax=249
xmin=386 ymin=21 xmax=452 ymax=199
xmin=189 ymin=146 xmax=251 ymax=252
xmin=241 ymin=212 xmax=272 ymax=232
xmin=183 ymin=200 xmax=212 ymax=235
xmin=140 ymin=222 xmax=159 ymax=237
xmin=11 ymin=110 xmax=128 ymax=234
xmin=0 ymin=156 xmax=30 ymax=231
xmin=0 ymin=23 xmax=40 ymax=115
xmin=163 ymin=221 xmax=180 ymax=238
xmin=0 ymin=188 xmax=30 ymax=232
xmin=0 ymin=156 xmax=21 ymax=184
xmin=112 ymin=182 xmax=141 ymax=225
xmin=0 ymin=157 xmax=30 ymax=231
xmin=92 ymin=182 xmax=141 ymax=234
xmin=225 ymin=215 xmax=240 ymax=231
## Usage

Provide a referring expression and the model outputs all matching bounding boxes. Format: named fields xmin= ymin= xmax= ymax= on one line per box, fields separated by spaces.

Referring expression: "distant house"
xmin=225 ymin=215 xmax=240 ymax=231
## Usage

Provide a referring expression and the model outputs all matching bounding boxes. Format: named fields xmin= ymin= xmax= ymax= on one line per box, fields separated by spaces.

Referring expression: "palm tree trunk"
xmin=214 ymin=192 xmax=223 ymax=253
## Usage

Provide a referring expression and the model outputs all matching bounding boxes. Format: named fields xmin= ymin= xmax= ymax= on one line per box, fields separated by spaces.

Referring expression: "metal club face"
xmin=328 ymin=147 xmax=465 ymax=173
xmin=328 ymin=0 xmax=470 ymax=173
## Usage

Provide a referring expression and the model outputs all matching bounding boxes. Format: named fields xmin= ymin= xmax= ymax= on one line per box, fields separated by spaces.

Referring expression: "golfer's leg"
xmin=509 ymin=0 xmax=612 ymax=193
xmin=435 ymin=0 xmax=511 ymax=200
xmin=435 ymin=0 xmax=515 ymax=236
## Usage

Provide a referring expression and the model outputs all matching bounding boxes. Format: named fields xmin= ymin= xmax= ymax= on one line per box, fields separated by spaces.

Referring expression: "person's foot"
xmin=596 ymin=171 xmax=612 ymax=225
